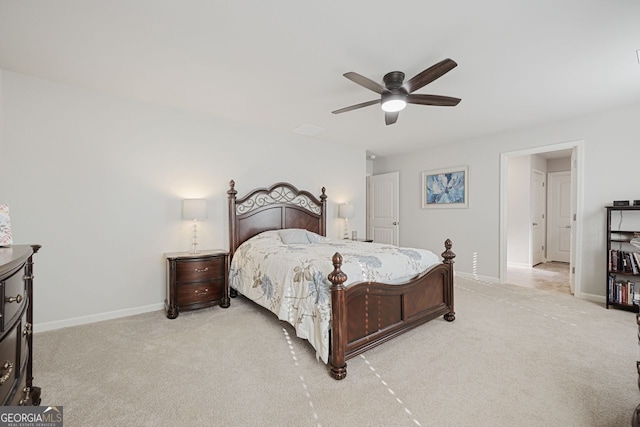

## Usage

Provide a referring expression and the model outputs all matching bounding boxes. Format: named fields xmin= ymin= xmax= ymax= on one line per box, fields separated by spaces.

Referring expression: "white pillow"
xmin=306 ymin=231 xmax=322 ymax=243
xmin=278 ymin=229 xmax=311 ymax=244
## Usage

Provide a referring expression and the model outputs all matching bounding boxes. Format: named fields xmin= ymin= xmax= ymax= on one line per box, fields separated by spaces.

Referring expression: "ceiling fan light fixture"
xmin=333 ymin=59 xmax=460 ymax=124
xmin=381 ymin=94 xmax=407 ymax=113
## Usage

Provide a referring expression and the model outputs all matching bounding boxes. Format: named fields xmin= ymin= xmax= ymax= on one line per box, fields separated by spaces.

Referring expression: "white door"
xmin=547 ymin=171 xmax=571 ymax=262
xmin=531 ymin=170 xmax=546 ymax=266
xmin=367 ymin=172 xmax=399 ymax=245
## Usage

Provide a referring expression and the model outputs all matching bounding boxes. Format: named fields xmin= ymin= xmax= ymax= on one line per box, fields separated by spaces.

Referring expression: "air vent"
xmin=291 ymin=124 xmax=325 ymax=137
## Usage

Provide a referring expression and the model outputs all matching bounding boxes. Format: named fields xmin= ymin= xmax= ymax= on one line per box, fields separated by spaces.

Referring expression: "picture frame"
xmin=421 ymin=165 xmax=469 ymax=209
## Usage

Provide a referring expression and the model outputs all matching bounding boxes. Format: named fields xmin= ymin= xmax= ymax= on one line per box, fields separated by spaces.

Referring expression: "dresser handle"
xmin=19 ymin=387 xmax=31 ymax=406
xmin=19 ymin=387 xmax=27 ymax=406
xmin=195 ymin=288 xmax=209 ymax=295
xmin=5 ymin=294 xmax=23 ymax=304
xmin=0 ymin=361 xmax=13 ymax=385
xmin=195 ymin=267 xmax=209 ymax=273
xmin=23 ymin=322 xmax=32 ymax=337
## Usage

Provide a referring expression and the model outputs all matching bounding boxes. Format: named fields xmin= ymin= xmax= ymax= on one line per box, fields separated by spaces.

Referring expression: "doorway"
xmin=366 ymin=171 xmax=400 ymax=245
xmin=500 ymin=141 xmax=584 ymax=297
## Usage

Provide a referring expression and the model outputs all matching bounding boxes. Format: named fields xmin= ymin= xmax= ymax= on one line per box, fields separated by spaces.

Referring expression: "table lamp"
xmin=338 ymin=203 xmax=354 ymax=239
xmin=183 ymin=199 xmax=207 ymax=254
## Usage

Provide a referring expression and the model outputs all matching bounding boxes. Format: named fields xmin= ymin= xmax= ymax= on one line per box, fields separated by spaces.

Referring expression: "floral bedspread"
xmin=229 ymin=230 xmax=440 ymax=364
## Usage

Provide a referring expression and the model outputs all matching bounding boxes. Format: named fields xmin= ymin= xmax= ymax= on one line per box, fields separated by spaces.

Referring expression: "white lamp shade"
xmin=338 ymin=203 xmax=354 ymax=219
xmin=182 ymin=199 xmax=208 ymax=220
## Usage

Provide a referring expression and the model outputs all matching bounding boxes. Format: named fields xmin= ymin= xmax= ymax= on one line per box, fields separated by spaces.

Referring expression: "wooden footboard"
xmin=328 ymin=239 xmax=456 ymax=380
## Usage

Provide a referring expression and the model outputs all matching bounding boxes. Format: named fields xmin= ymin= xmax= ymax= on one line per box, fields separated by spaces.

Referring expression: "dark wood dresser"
xmin=164 ymin=250 xmax=230 ymax=319
xmin=0 ymin=245 xmax=40 ymax=406
xmin=634 ymin=304 xmax=640 ymax=426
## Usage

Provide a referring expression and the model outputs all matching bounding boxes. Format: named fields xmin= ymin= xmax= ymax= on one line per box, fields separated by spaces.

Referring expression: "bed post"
xmin=228 ymin=180 xmax=238 ymax=298
xmin=228 ymin=180 xmax=237 ymax=258
xmin=319 ymin=187 xmax=327 ymax=236
xmin=442 ymin=239 xmax=456 ymax=322
xmin=328 ymin=252 xmax=348 ymax=380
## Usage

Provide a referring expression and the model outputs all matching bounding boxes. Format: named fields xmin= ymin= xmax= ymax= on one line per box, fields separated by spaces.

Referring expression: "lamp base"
xmin=191 ymin=221 xmax=200 ymax=254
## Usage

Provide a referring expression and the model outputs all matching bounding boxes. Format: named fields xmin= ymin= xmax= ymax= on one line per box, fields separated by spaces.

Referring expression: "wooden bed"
xmin=228 ymin=180 xmax=455 ymax=380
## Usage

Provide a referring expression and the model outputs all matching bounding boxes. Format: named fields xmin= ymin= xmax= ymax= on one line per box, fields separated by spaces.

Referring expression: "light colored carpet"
xmin=34 ymin=276 xmax=639 ymax=426
xmin=508 ymin=262 xmax=571 ymax=295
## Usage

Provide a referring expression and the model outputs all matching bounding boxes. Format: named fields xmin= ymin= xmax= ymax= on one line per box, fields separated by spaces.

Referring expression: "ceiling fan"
xmin=332 ymin=58 xmax=461 ymax=125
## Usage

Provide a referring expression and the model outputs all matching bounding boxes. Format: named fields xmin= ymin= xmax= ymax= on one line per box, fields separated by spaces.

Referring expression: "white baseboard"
xmin=575 ymin=291 xmax=606 ymax=304
xmin=507 ymin=262 xmax=532 ymax=269
xmin=35 ymin=302 xmax=165 ymax=333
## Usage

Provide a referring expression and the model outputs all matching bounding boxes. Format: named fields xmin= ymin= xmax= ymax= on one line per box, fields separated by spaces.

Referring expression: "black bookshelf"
xmin=606 ymin=205 xmax=640 ymax=312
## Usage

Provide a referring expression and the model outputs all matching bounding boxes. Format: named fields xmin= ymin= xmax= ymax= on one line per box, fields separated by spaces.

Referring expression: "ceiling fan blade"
xmin=406 ymin=94 xmax=461 ymax=107
xmin=332 ymin=99 xmax=380 ymax=114
xmin=385 ymin=111 xmax=399 ymax=125
xmin=343 ymin=72 xmax=388 ymax=94
xmin=402 ymin=58 xmax=458 ymax=94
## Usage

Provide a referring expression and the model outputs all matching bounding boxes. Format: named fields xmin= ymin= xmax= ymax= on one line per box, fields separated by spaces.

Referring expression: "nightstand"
xmin=164 ymin=250 xmax=230 ymax=319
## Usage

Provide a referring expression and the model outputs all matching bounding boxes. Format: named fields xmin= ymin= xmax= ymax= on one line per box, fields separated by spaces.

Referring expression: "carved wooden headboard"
xmin=227 ymin=180 xmax=327 ymax=258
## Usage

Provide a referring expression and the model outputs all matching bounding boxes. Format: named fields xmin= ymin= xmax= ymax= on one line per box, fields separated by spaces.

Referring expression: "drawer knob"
xmin=5 ymin=293 xmax=23 ymax=304
xmin=195 ymin=267 xmax=209 ymax=273
xmin=0 ymin=361 xmax=13 ymax=385
xmin=23 ymin=322 xmax=32 ymax=337
xmin=195 ymin=288 xmax=209 ymax=296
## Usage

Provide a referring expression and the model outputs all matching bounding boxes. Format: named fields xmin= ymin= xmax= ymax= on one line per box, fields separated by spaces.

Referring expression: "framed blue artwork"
xmin=422 ymin=166 xmax=469 ymax=208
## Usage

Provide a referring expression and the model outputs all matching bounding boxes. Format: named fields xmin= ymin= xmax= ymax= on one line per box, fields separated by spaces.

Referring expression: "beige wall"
xmin=506 ymin=155 xmax=531 ymax=267
xmin=0 ymin=70 xmax=366 ymax=328
xmin=373 ymin=102 xmax=640 ymax=300
xmin=547 ymin=157 xmax=571 ymax=172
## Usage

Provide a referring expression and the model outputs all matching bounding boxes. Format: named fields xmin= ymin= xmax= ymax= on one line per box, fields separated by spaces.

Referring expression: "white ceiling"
xmin=1 ymin=1 xmax=639 ymax=157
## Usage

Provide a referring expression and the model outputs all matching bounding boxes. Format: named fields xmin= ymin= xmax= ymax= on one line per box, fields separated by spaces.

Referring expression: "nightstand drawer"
xmin=176 ymin=258 xmax=224 ymax=283
xmin=177 ymin=281 xmax=224 ymax=305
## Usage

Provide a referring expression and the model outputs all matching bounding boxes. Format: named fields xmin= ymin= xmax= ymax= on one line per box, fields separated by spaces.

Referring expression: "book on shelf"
xmin=609 ymin=279 xmax=638 ymax=305
xmin=625 ymin=252 xmax=634 ymax=273
xmin=608 ymin=249 xmax=640 ymax=275
xmin=631 ymin=252 xmax=640 ymax=274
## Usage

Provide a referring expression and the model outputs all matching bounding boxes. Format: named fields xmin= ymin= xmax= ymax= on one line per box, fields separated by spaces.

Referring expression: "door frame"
xmin=499 ymin=140 xmax=584 ymax=297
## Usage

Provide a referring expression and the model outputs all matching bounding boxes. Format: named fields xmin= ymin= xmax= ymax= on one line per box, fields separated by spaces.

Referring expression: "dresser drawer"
xmin=0 ymin=324 xmax=18 ymax=405
xmin=6 ymin=369 xmax=27 ymax=406
xmin=177 ymin=280 xmax=224 ymax=306
xmin=1 ymin=266 xmax=27 ymax=332
xmin=176 ymin=258 xmax=225 ymax=283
